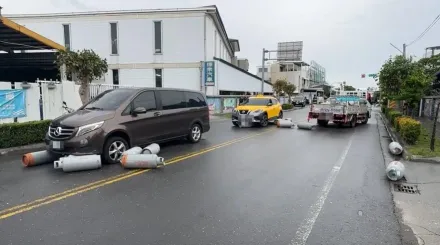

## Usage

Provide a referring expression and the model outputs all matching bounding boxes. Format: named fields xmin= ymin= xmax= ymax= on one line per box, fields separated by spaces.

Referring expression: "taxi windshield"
xmin=241 ymin=98 xmax=270 ymax=106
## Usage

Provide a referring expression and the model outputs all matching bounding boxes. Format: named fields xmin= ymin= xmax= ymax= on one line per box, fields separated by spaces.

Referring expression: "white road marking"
xmin=290 ymin=135 xmax=354 ymax=245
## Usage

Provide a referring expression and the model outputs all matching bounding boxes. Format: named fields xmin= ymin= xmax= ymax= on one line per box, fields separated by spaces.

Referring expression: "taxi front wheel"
xmin=260 ymin=114 xmax=269 ymax=127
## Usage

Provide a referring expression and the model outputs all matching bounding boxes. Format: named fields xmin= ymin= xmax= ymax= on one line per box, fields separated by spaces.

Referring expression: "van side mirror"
xmin=267 ymin=102 xmax=273 ymax=106
xmin=132 ymin=107 xmax=147 ymax=115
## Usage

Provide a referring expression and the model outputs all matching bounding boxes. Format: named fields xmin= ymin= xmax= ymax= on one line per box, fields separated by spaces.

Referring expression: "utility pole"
xmin=261 ymin=48 xmax=267 ymax=94
xmin=390 ymin=43 xmax=406 ymax=59
xmin=403 ymin=43 xmax=406 ymax=59
xmin=260 ymin=47 xmax=306 ymax=94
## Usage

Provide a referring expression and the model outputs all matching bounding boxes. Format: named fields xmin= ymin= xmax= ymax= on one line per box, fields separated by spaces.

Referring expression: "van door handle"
xmin=154 ymin=112 xmax=162 ymax=117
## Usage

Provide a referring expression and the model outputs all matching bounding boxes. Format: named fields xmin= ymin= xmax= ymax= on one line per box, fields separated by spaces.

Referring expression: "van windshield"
xmin=84 ymin=89 xmax=134 ymax=111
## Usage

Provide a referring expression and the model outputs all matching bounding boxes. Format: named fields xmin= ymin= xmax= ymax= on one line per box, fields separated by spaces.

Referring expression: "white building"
xmin=268 ymin=62 xmax=310 ymax=94
xmin=7 ymin=6 xmax=272 ymax=95
xmin=256 ymin=65 xmax=271 ymax=81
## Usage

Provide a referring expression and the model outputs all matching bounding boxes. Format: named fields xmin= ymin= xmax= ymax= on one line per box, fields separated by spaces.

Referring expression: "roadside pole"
xmin=260 ymin=47 xmax=306 ymax=95
xmin=261 ymin=49 xmax=266 ymax=94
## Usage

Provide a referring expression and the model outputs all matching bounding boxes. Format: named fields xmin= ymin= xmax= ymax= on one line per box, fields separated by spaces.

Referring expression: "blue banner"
xmin=203 ymin=61 xmax=215 ymax=86
xmin=0 ymin=89 xmax=26 ymax=119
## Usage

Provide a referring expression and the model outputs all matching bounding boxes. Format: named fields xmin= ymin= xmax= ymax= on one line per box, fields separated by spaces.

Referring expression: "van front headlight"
xmin=76 ymin=121 xmax=104 ymax=137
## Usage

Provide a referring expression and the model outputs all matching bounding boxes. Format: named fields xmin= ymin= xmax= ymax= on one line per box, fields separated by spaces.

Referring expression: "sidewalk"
xmin=395 ymin=162 xmax=440 ymax=245
xmin=377 ymin=111 xmax=440 ymax=245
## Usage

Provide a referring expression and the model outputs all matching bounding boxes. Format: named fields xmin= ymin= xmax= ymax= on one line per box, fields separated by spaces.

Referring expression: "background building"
xmin=268 ymin=61 xmax=310 ymax=94
xmin=7 ymin=6 xmax=272 ymax=95
xmin=308 ymin=60 xmax=326 ymax=85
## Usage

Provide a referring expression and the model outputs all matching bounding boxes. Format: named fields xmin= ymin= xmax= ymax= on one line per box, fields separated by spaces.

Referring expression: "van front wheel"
xmin=103 ymin=136 xmax=128 ymax=164
xmin=188 ymin=123 xmax=202 ymax=143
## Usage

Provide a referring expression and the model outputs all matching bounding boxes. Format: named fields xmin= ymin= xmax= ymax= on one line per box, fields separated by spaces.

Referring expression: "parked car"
xmin=231 ymin=94 xmax=283 ymax=127
xmin=45 ymin=88 xmax=210 ymax=164
xmin=292 ymin=96 xmax=306 ymax=107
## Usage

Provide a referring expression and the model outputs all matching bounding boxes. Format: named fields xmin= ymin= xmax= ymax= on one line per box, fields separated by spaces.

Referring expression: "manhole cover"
xmin=393 ymin=184 xmax=420 ymax=194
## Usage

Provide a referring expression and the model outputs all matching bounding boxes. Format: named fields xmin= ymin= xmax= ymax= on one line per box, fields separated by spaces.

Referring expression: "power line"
xmin=407 ymin=14 xmax=440 ymax=47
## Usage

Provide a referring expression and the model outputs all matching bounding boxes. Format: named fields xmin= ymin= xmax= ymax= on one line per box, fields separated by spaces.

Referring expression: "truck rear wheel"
xmin=350 ymin=116 xmax=357 ymax=128
xmin=361 ymin=116 xmax=368 ymax=124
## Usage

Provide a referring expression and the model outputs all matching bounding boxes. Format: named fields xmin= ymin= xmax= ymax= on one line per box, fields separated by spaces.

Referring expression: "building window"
xmin=62 ymin=24 xmax=71 ymax=50
xmin=155 ymin=69 xmax=162 ymax=87
xmin=280 ymin=64 xmax=287 ymax=72
xmin=110 ymin=22 xmax=118 ymax=55
xmin=112 ymin=69 xmax=119 ymax=85
xmin=154 ymin=21 xmax=162 ymax=54
xmin=214 ymin=31 xmax=217 ymax=57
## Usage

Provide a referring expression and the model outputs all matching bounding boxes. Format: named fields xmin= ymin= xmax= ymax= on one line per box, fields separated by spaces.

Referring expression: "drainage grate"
xmin=393 ymin=184 xmax=420 ymax=194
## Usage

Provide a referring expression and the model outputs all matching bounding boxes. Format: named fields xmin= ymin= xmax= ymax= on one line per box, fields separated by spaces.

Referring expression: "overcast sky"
xmin=2 ymin=0 xmax=439 ymax=88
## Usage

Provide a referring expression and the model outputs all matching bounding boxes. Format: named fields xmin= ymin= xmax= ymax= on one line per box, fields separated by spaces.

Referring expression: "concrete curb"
xmin=0 ymin=143 xmax=46 ymax=157
xmin=379 ymin=112 xmax=440 ymax=163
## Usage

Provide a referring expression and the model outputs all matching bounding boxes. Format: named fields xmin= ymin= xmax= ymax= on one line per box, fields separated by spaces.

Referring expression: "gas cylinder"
xmin=276 ymin=118 xmax=294 ymax=128
xmin=122 ymin=146 xmax=143 ymax=156
xmin=120 ymin=154 xmax=165 ymax=169
xmin=142 ymin=143 xmax=160 ymax=154
xmin=388 ymin=142 xmax=403 ymax=156
xmin=22 ymin=150 xmax=59 ymax=167
xmin=386 ymin=161 xmax=405 ymax=181
xmin=297 ymin=122 xmax=315 ymax=130
xmin=54 ymin=155 xmax=102 ymax=172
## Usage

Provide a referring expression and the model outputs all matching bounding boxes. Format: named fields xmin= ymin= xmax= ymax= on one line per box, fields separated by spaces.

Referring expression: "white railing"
xmin=89 ymin=83 xmax=137 ymax=99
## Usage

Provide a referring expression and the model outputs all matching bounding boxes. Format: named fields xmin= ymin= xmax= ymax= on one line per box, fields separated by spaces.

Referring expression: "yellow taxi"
xmin=232 ymin=94 xmax=283 ymax=127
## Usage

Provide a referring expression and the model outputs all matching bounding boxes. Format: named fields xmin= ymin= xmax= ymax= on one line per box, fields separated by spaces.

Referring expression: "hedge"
xmin=395 ymin=116 xmax=410 ymax=132
xmin=398 ymin=117 xmax=421 ymax=145
xmin=0 ymin=120 xmax=51 ymax=148
xmin=387 ymin=110 xmax=402 ymax=126
xmin=282 ymin=103 xmax=294 ymax=110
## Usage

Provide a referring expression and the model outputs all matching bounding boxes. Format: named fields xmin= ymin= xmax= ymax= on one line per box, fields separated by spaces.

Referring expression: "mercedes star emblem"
xmin=54 ymin=127 xmax=62 ymax=136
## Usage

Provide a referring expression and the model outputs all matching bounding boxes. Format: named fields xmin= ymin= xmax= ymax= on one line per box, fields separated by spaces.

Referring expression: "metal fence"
xmin=89 ymin=83 xmax=136 ymax=99
xmin=419 ymin=96 xmax=440 ymax=121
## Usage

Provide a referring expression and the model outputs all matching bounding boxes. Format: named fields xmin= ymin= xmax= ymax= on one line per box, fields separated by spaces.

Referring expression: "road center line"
xmin=0 ymin=133 xmax=257 ymax=215
xmin=291 ymin=134 xmax=354 ymax=245
xmin=0 ymin=128 xmax=275 ymax=220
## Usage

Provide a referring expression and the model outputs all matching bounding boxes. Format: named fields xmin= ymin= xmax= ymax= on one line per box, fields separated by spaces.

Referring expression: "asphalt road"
xmin=0 ymin=107 xmax=406 ymax=245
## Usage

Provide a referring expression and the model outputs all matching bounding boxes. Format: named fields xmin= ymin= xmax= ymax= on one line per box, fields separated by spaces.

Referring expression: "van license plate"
xmin=52 ymin=141 xmax=61 ymax=149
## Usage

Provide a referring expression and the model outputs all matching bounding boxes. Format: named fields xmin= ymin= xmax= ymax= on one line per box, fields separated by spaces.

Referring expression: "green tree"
xmin=394 ymin=64 xmax=430 ymax=114
xmin=378 ymin=55 xmax=413 ymax=99
xmin=272 ymin=79 xmax=288 ymax=98
xmin=56 ymin=49 xmax=108 ymax=104
xmin=343 ymin=85 xmax=356 ymax=91
xmin=284 ymin=83 xmax=297 ymax=102
xmin=418 ymin=54 xmax=440 ymax=93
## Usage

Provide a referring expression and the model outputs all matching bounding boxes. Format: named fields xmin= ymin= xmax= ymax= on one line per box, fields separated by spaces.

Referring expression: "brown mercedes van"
xmin=45 ymin=88 xmax=210 ymax=164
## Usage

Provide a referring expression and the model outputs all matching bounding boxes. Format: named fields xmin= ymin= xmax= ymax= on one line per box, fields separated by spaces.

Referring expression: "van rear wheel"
xmin=188 ymin=123 xmax=202 ymax=143
xmin=103 ymin=136 xmax=128 ymax=164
